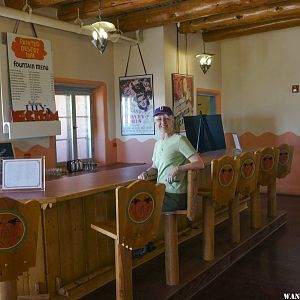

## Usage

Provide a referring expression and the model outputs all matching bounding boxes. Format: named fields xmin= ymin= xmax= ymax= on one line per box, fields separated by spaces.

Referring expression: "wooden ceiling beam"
xmin=179 ymin=0 xmax=300 ymax=33
xmin=202 ymin=17 xmax=300 ymax=42
xmin=4 ymin=0 xmax=67 ymax=10
xmin=57 ymin=0 xmax=172 ymax=22
xmin=114 ymin=0 xmax=290 ymax=32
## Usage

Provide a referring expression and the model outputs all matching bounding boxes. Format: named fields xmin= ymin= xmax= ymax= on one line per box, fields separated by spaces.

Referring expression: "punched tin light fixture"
xmin=196 ymin=39 xmax=214 ymax=74
xmin=90 ymin=1 xmax=116 ymax=54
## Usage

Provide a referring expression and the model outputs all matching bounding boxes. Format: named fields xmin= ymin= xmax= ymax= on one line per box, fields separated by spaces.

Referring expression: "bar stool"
xmin=198 ymin=155 xmax=240 ymax=261
xmin=163 ymin=170 xmax=198 ymax=286
xmin=230 ymin=151 xmax=260 ymax=242
xmin=0 ymin=197 xmax=40 ymax=300
xmin=257 ymin=147 xmax=279 ymax=220
xmin=91 ymin=180 xmax=165 ymax=300
xmin=277 ymin=144 xmax=294 ymax=179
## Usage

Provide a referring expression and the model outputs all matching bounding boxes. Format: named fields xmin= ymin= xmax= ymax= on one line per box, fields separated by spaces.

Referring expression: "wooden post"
xmin=203 ymin=197 xmax=214 ymax=261
xmin=164 ymin=214 xmax=179 ymax=285
xmin=230 ymin=193 xmax=240 ymax=243
xmin=267 ymin=182 xmax=277 ymax=218
xmin=115 ymin=243 xmax=133 ymax=300
xmin=250 ymin=186 xmax=262 ymax=229
xmin=0 ymin=280 xmax=17 ymax=300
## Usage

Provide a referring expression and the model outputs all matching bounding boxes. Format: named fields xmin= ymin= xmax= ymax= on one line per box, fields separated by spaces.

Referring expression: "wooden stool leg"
xmin=164 ymin=214 xmax=179 ymax=285
xmin=115 ymin=242 xmax=133 ymax=300
xmin=0 ymin=280 xmax=17 ymax=300
xmin=230 ymin=193 xmax=240 ymax=243
xmin=203 ymin=197 xmax=214 ymax=261
xmin=267 ymin=182 xmax=277 ymax=218
xmin=251 ymin=186 xmax=262 ymax=229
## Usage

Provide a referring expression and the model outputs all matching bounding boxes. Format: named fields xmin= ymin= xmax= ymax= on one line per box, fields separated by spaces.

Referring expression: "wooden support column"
xmin=115 ymin=243 xmax=133 ymax=300
xmin=164 ymin=214 xmax=179 ymax=286
xmin=267 ymin=182 xmax=277 ymax=218
xmin=203 ymin=197 xmax=214 ymax=261
xmin=230 ymin=193 xmax=240 ymax=243
xmin=0 ymin=280 xmax=17 ymax=300
xmin=250 ymin=187 xmax=262 ymax=229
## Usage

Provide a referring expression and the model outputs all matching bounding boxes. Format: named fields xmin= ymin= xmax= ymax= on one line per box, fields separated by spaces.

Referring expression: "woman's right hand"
xmin=138 ymin=171 xmax=148 ymax=180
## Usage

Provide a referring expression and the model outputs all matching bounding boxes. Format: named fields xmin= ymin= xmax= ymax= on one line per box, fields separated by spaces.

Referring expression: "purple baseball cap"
xmin=153 ymin=106 xmax=174 ymax=117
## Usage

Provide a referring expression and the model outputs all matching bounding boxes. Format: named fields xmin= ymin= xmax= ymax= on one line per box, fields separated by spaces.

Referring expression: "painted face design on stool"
xmin=128 ymin=192 xmax=154 ymax=223
xmin=241 ymin=158 xmax=255 ymax=179
xmin=261 ymin=154 xmax=274 ymax=171
xmin=218 ymin=164 xmax=234 ymax=187
xmin=279 ymin=150 xmax=289 ymax=166
xmin=0 ymin=212 xmax=27 ymax=251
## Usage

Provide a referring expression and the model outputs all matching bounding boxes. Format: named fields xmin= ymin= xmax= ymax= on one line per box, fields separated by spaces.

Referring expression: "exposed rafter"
xmin=2 ymin=0 xmax=300 ymax=41
xmin=179 ymin=0 xmax=300 ymax=33
xmin=203 ymin=17 xmax=300 ymax=42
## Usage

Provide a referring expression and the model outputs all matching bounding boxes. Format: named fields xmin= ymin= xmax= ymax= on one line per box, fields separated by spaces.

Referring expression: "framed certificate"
xmin=2 ymin=157 xmax=45 ymax=190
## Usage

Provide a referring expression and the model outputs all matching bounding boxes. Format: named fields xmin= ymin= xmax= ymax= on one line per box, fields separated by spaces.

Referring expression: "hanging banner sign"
xmin=6 ymin=33 xmax=58 ymax=122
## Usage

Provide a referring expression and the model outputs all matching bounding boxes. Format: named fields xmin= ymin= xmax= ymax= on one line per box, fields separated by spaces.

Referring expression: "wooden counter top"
xmin=0 ymin=163 xmax=149 ymax=204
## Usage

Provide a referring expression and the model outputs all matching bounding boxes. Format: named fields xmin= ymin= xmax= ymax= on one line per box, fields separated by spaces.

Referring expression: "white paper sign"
xmin=2 ymin=158 xmax=44 ymax=190
xmin=6 ymin=33 xmax=58 ymax=122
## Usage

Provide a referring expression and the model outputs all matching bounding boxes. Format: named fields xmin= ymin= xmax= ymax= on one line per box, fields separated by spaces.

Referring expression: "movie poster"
xmin=119 ymin=74 xmax=154 ymax=135
xmin=172 ymin=73 xmax=194 ymax=132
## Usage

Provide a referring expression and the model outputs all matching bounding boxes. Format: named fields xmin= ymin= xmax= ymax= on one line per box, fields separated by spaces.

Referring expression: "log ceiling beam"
xmin=179 ymin=0 xmax=300 ymax=33
xmin=202 ymin=17 xmax=300 ymax=42
xmin=57 ymin=0 xmax=173 ymax=22
xmin=113 ymin=0 xmax=290 ymax=32
xmin=4 ymin=0 xmax=66 ymax=10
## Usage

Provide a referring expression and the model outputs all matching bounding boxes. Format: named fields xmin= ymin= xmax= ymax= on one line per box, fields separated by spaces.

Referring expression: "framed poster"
xmin=119 ymin=74 xmax=154 ymax=135
xmin=172 ymin=73 xmax=194 ymax=132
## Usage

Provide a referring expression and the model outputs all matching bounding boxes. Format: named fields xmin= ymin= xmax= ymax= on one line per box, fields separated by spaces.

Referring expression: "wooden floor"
xmin=81 ymin=194 xmax=300 ymax=300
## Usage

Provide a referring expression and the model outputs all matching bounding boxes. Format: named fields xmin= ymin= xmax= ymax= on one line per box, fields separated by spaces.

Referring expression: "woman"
xmin=138 ymin=106 xmax=204 ymax=212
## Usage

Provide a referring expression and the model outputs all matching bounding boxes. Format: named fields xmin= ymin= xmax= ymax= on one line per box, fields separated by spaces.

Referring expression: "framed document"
xmin=2 ymin=157 xmax=45 ymax=190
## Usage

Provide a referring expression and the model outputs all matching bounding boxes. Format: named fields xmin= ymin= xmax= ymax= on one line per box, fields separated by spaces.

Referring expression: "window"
xmin=55 ymin=85 xmax=94 ymax=163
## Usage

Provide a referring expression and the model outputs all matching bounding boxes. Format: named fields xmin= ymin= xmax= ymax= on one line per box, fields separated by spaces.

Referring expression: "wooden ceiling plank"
xmin=202 ymin=17 xmax=300 ymax=42
xmin=57 ymin=0 xmax=171 ymax=21
xmin=179 ymin=0 xmax=300 ymax=33
xmin=115 ymin=0 xmax=290 ymax=32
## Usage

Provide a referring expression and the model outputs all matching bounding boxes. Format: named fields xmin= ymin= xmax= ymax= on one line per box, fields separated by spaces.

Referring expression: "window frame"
xmin=55 ymin=84 xmax=95 ymax=164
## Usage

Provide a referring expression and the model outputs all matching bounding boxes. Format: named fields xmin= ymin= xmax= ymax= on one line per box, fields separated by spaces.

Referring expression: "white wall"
xmin=221 ymin=26 xmax=300 ymax=135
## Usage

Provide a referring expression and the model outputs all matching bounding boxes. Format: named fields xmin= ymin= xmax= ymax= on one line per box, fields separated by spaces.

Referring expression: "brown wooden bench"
xmin=91 ymin=179 xmax=165 ymax=300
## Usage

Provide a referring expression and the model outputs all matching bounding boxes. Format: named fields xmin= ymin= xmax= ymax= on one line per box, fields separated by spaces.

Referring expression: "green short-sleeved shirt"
xmin=152 ymin=134 xmax=196 ymax=194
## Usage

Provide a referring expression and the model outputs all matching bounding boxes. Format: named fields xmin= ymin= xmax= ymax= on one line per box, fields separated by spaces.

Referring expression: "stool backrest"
xmin=237 ymin=151 xmax=260 ymax=196
xmin=116 ymin=180 xmax=165 ymax=249
xmin=0 ymin=198 xmax=40 ymax=282
xmin=258 ymin=147 xmax=279 ymax=186
xmin=277 ymin=144 xmax=294 ymax=178
xmin=211 ymin=155 xmax=240 ymax=206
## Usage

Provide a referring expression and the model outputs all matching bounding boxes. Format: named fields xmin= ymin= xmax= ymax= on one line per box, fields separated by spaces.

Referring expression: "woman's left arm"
xmin=166 ymin=153 xmax=205 ymax=182
xmin=178 ymin=152 xmax=205 ymax=172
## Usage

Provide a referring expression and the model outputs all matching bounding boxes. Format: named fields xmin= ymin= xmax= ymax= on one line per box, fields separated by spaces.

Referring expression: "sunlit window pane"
xmin=77 ymin=138 xmax=90 ymax=159
xmin=56 ymin=140 xmax=69 ymax=162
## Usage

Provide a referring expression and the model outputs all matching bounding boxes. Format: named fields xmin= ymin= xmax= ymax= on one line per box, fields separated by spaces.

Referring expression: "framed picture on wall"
xmin=172 ymin=73 xmax=194 ymax=132
xmin=119 ymin=74 xmax=155 ymax=136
